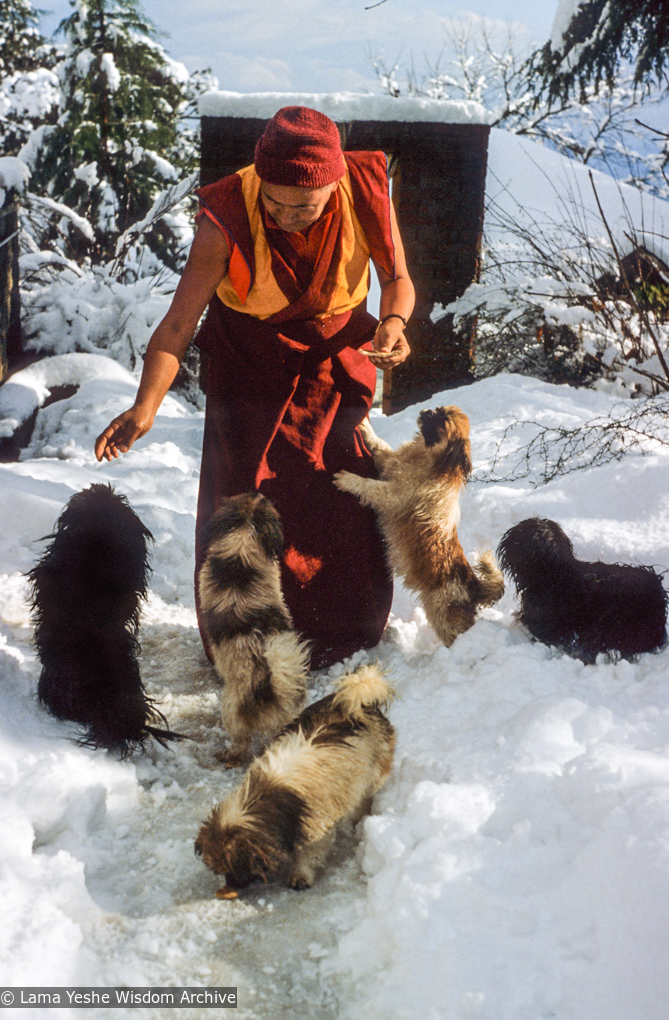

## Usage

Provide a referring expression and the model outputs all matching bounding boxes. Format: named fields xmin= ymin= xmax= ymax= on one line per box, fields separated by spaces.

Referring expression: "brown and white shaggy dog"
xmin=198 ymin=492 xmax=310 ymax=767
xmin=195 ymin=663 xmax=395 ymax=892
xmin=333 ymin=406 xmax=504 ymax=646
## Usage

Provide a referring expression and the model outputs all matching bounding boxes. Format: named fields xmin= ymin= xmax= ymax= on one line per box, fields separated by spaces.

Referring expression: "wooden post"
xmin=0 ymin=190 xmax=21 ymax=383
xmin=200 ymin=114 xmax=489 ymax=414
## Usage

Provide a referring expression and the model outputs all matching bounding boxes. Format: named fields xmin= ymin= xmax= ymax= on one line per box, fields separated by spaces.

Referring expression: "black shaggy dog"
xmin=28 ymin=483 xmax=177 ymax=754
xmin=497 ymin=517 xmax=668 ymax=664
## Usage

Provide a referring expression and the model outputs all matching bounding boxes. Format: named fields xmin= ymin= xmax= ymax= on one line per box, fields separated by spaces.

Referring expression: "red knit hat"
xmin=254 ymin=106 xmax=346 ymax=188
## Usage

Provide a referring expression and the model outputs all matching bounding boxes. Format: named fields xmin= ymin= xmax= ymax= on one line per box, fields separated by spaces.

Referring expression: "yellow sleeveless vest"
xmin=215 ymin=164 xmax=371 ymax=321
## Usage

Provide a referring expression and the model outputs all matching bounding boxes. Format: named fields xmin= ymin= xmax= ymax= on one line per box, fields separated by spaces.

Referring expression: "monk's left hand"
xmin=368 ymin=319 xmax=411 ymax=370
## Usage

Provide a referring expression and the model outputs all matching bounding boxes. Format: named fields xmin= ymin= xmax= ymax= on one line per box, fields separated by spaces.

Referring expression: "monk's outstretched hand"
xmin=94 ymin=406 xmax=154 ymax=462
xmin=368 ymin=318 xmax=411 ymax=370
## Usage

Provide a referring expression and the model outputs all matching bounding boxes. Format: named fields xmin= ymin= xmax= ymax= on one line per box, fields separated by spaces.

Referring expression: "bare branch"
xmin=589 ymin=169 xmax=669 ymax=382
xmin=476 ymin=399 xmax=669 ymax=487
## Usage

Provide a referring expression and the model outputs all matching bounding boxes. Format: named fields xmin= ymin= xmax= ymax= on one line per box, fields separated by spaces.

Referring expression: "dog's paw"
xmin=359 ymin=418 xmax=393 ymax=453
xmin=333 ymin=470 xmax=356 ymax=492
xmin=215 ymin=748 xmax=248 ymax=769
xmin=287 ymin=872 xmax=314 ymax=891
xmin=358 ymin=418 xmax=379 ymax=447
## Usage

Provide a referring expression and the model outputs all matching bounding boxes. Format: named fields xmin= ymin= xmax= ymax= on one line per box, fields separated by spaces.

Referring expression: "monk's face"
xmin=259 ymin=180 xmax=338 ymax=233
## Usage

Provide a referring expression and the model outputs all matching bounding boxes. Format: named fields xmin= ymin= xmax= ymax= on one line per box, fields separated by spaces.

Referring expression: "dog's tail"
xmin=263 ymin=630 xmax=311 ymax=710
xmin=263 ymin=632 xmax=312 ymax=697
xmin=331 ymin=663 xmax=394 ymax=717
xmin=473 ymin=550 xmax=505 ymax=606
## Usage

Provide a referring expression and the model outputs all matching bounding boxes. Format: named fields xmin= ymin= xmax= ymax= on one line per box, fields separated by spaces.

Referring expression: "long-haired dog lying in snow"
xmin=28 ymin=483 xmax=177 ymax=754
xmin=197 ymin=492 xmax=310 ymax=767
xmin=497 ymin=517 xmax=668 ymax=663
xmin=195 ymin=663 xmax=395 ymax=893
xmin=333 ymin=406 xmax=504 ymax=646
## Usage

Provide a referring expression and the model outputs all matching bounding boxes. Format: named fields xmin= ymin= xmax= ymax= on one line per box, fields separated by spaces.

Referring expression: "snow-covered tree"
xmin=372 ymin=17 xmax=669 ymax=198
xmin=533 ymin=0 xmax=669 ymax=102
xmin=0 ymin=0 xmax=61 ymax=155
xmin=29 ymin=0 xmax=197 ymax=265
xmin=0 ymin=0 xmax=50 ymax=75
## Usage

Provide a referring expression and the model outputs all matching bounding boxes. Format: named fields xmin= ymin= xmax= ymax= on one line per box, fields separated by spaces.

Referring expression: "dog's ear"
xmin=251 ymin=497 xmax=284 ymax=561
xmin=431 ymin=437 xmax=472 ymax=480
xmin=220 ymin=827 xmax=288 ymax=889
xmin=256 ymin=783 xmax=310 ymax=853
xmin=203 ymin=496 xmax=254 ymax=546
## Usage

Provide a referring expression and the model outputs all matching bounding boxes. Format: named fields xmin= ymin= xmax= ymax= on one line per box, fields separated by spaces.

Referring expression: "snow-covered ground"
xmin=484 ymin=126 xmax=669 ymax=261
xmin=2 ymin=350 xmax=669 ymax=1020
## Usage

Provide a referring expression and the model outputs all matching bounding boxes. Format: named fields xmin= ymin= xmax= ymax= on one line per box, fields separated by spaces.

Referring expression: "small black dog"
xmin=497 ymin=517 xmax=668 ymax=663
xmin=29 ymin=483 xmax=177 ymax=754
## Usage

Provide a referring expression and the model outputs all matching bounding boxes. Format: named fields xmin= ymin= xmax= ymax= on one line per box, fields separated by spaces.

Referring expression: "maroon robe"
xmin=194 ymin=152 xmax=395 ymax=669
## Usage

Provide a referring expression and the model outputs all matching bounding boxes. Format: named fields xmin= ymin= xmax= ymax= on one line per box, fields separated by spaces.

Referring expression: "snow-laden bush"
xmin=534 ymin=0 xmax=669 ymax=100
xmin=19 ymin=262 xmax=174 ymax=370
xmin=18 ymin=252 xmax=204 ymax=409
xmin=438 ymin=172 xmax=669 ymax=396
xmin=19 ymin=0 xmax=216 ymax=271
xmin=0 ymin=67 xmax=60 ymax=154
xmin=0 ymin=0 xmax=62 ymax=155
xmin=17 ymin=165 xmax=201 ymax=397
xmin=0 ymin=0 xmax=215 ymax=405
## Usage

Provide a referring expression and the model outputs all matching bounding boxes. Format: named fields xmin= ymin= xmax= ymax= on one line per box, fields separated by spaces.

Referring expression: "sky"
xmin=37 ymin=0 xmax=558 ymax=94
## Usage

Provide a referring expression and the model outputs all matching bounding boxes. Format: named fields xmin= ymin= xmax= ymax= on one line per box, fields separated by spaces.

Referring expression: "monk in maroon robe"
xmin=95 ymin=106 xmax=415 ymax=669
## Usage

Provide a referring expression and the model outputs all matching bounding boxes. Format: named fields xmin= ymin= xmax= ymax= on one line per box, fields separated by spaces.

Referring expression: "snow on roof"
xmin=197 ymin=90 xmax=494 ymax=125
